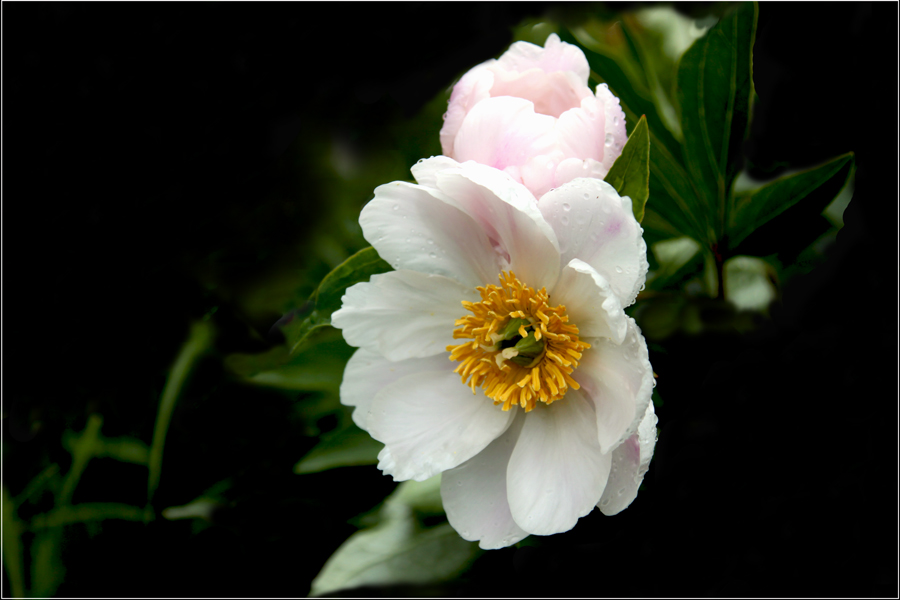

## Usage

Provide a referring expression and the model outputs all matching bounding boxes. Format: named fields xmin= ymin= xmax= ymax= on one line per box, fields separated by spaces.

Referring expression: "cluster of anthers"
xmin=447 ymin=271 xmax=590 ymax=411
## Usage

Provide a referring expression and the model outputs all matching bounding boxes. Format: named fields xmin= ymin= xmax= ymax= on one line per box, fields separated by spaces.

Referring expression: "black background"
xmin=4 ymin=2 xmax=897 ymax=597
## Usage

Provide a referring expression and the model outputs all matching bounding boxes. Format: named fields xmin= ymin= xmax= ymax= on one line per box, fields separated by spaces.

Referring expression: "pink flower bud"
xmin=440 ymin=33 xmax=628 ymax=201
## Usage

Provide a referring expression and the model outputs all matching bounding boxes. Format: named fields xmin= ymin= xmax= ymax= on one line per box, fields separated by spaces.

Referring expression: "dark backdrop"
xmin=4 ymin=2 xmax=897 ymax=597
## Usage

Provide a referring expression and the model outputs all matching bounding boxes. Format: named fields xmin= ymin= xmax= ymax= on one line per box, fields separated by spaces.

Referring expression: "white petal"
xmin=552 ymin=156 xmax=608 ymax=190
xmin=574 ymin=317 xmax=654 ymax=454
xmin=369 ymin=370 xmax=516 ymax=482
xmin=452 ymin=96 xmax=557 ymax=175
xmin=340 ymin=348 xmax=453 ymax=430
xmin=598 ymin=400 xmax=658 ymax=516
xmin=410 ymin=155 xmax=461 ymax=188
xmin=435 ymin=162 xmax=561 ymax=290
xmin=538 ymin=177 xmax=648 ymax=306
xmin=506 ymin=390 xmax=611 ymax=535
xmin=551 ymin=258 xmax=627 ymax=344
xmin=496 ymin=33 xmax=590 ymax=83
xmin=595 ymin=83 xmax=628 ymax=173
xmin=361 ymin=180 xmax=502 ymax=288
xmin=332 ymin=270 xmax=479 ymax=361
xmin=440 ymin=411 xmax=530 ymax=549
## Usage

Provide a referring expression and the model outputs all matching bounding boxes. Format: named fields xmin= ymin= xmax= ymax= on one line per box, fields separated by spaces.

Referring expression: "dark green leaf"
xmin=560 ymin=27 xmax=710 ymax=244
xmin=294 ymin=422 xmax=384 ymax=474
xmin=2 ymin=487 xmax=26 ymax=599
xmin=677 ymin=2 xmax=757 ymax=240
xmin=282 ymin=247 xmax=392 ymax=355
xmin=30 ymin=503 xmax=153 ymax=529
xmin=605 ymin=115 xmax=650 ymax=222
xmin=315 ymin=247 xmax=393 ymax=314
xmin=726 ymin=152 xmax=854 ymax=253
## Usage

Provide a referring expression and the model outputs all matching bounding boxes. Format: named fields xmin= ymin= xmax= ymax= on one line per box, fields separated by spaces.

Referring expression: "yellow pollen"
xmin=446 ymin=271 xmax=590 ymax=412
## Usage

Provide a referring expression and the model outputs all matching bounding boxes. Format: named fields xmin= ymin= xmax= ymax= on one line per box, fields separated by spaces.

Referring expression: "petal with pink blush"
xmin=597 ymin=400 xmax=658 ymax=516
xmin=538 ymin=177 xmax=648 ymax=306
xmin=452 ymin=96 xmax=556 ymax=174
xmin=434 ymin=162 xmax=560 ymax=290
xmin=440 ymin=64 xmax=495 ymax=158
xmin=496 ymin=33 xmax=590 ymax=83
xmin=489 ymin=68 xmax=591 ymax=118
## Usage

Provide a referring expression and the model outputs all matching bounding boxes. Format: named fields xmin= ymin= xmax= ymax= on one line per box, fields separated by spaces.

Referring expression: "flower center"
xmin=446 ymin=271 xmax=590 ymax=412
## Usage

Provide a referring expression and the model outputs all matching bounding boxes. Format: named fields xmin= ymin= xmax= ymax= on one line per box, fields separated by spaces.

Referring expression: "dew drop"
xmin=604 ymin=133 xmax=614 ymax=147
xmin=601 ymin=498 xmax=610 ymax=507
xmin=562 ymin=203 xmax=571 ymax=211
xmin=392 ymin=204 xmax=399 ymax=211
xmin=582 ymin=192 xmax=590 ymax=200
xmin=617 ymin=488 xmax=626 ymax=496
xmin=417 ymin=158 xmax=425 ymax=164
xmin=561 ymin=215 xmax=569 ymax=226
xmin=429 ymin=252 xmax=437 ymax=258
xmin=427 ymin=238 xmax=434 ymax=245
xmin=613 ymin=116 xmax=620 ymax=126
xmin=615 ymin=266 xmax=623 ymax=273
xmin=406 ymin=238 xmax=411 ymax=243
xmin=457 ymin=480 xmax=463 ymax=486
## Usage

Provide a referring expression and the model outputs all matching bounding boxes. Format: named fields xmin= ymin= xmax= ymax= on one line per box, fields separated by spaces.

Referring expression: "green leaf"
xmin=560 ymin=27 xmax=711 ymax=244
xmin=677 ymin=1 xmax=757 ymax=240
xmin=281 ymin=247 xmax=392 ymax=356
xmin=294 ymin=422 xmax=384 ymax=474
xmin=726 ymin=152 xmax=854 ymax=253
xmin=148 ymin=320 xmax=215 ymax=507
xmin=605 ymin=114 xmax=650 ymax=222
xmin=309 ymin=476 xmax=479 ymax=597
xmin=2 ymin=486 xmax=26 ymax=599
xmin=314 ymin=246 xmax=393 ymax=314
xmin=30 ymin=503 xmax=153 ymax=529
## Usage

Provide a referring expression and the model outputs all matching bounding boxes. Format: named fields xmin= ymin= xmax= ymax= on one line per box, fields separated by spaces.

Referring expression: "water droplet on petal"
xmin=562 ymin=203 xmax=571 ymax=211
xmin=429 ymin=252 xmax=437 ymax=258
xmin=615 ymin=266 xmax=623 ymax=273
xmin=392 ymin=204 xmax=399 ymax=210
xmin=427 ymin=238 xmax=434 ymax=245
xmin=604 ymin=133 xmax=614 ymax=147
xmin=561 ymin=215 xmax=569 ymax=225
xmin=582 ymin=192 xmax=590 ymax=200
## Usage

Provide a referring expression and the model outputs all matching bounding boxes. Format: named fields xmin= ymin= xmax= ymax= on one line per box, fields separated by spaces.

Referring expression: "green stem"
xmin=147 ymin=320 xmax=215 ymax=510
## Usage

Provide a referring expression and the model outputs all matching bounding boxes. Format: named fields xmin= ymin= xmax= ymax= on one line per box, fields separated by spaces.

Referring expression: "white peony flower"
xmin=332 ymin=157 xmax=657 ymax=549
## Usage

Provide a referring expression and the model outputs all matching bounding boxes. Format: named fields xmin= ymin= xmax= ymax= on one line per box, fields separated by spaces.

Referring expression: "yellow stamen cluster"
xmin=446 ymin=271 xmax=590 ymax=412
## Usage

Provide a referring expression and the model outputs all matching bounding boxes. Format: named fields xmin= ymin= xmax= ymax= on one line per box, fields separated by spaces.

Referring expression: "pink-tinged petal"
xmin=410 ymin=155 xmax=461 ymax=188
xmin=574 ymin=317 xmax=654 ymax=454
xmin=369 ymin=370 xmax=516 ymax=482
xmin=496 ymin=33 xmax=590 ymax=83
xmin=341 ymin=348 xmax=453 ymax=430
xmin=440 ymin=411 xmax=530 ymax=549
xmin=598 ymin=400 xmax=658 ymax=516
xmin=555 ymin=94 xmax=621 ymax=168
xmin=506 ymin=390 xmax=611 ymax=535
xmin=519 ymin=149 xmax=568 ymax=202
xmin=552 ymin=259 xmax=627 ymax=344
xmin=489 ymin=67 xmax=590 ymax=118
xmin=361 ymin=180 xmax=503 ymax=288
xmin=538 ymin=177 xmax=648 ymax=306
xmin=452 ymin=96 xmax=556 ymax=175
xmin=440 ymin=64 xmax=495 ymax=158
xmin=552 ymin=157 xmax=608 ymax=191
xmin=332 ymin=271 xmax=479 ymax=361
xmin=595 ymin=83 xmax=628 ymax=173
xmin=434 ymin=162 xmax=560 ymax=290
